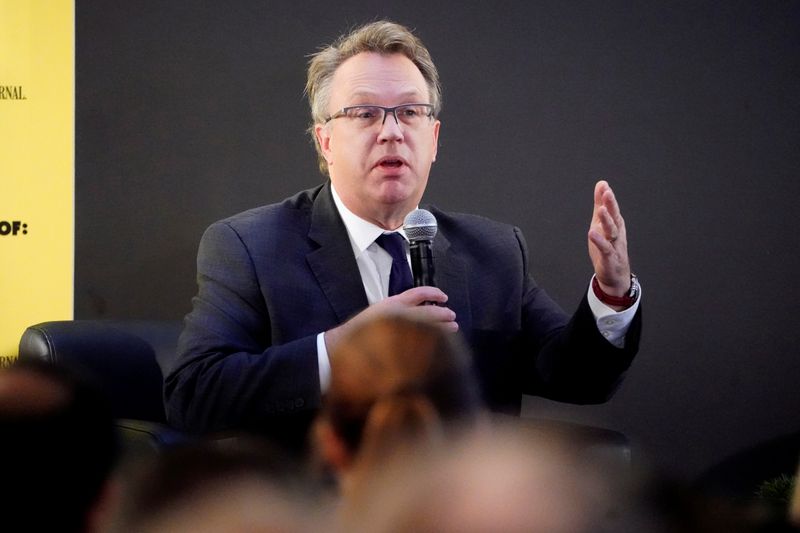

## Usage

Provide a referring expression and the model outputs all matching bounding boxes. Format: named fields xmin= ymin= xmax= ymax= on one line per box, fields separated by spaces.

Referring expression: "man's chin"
xmin=371 ymin=180 xmax=411 ymax=201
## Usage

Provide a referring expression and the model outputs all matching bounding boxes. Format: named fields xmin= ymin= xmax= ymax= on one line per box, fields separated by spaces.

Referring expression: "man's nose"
xmin=378 ymin=110 xmax=404 ymax=142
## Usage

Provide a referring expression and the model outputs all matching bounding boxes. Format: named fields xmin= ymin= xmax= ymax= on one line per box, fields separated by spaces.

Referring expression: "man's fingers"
xmin=408 ymin=304 xmax=459 ymax=331
xmin=394 ymin=286 xmax=449 ymax=305
xmin=592 ymin=206 xmax=622 ymax=246
xmin=602 ymin=189 xmax=624 ymax=228
xmin=601 ymin=207 xmax=620 ymax=242
xmin=594 ymin=181 xmax=624 ymax=227
xmin=380 ymin=287 xmax=458 ymax=331
xmin=594 ymin=180 xmax=609 ymax=207
xmin=588 ymin=228 xmax=615 ymax=256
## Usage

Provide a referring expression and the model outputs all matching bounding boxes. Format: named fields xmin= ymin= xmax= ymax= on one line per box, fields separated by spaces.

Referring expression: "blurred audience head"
xmin=106 ymin=436 xmax=323 ymax=532
xmin=335 ymin=418 xmax=795 ymax=533
xmin=339 ymin=421 xmax=617 ymax=533
xmin=314 ymin=313 xmax=485 ymax=496
xmin=0 ymin=357 xmax=118 ymax=532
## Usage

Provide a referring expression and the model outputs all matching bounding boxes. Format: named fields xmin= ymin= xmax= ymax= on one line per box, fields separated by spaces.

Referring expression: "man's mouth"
xmin=377 ymin=157 xmax=405 ymax=168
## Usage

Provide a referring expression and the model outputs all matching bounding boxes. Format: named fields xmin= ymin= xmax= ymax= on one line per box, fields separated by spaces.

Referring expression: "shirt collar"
xmin=330 ymin=183 xmax=409 ymax=252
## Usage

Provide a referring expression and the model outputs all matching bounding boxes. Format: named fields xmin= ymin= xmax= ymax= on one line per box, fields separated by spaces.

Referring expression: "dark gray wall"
xmin=76 ymin=1 xmax=800 ymax=481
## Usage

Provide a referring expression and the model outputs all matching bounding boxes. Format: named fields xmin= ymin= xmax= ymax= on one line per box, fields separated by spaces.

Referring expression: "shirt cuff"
xmin=317 ymin=332 xmax=331 ymax=393
xmin=587 ymin=275 xmax=641 ymax=349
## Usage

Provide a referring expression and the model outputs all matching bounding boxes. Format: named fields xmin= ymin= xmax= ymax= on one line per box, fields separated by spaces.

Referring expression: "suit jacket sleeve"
xmin=515 ymin=227 xmax=642 ymax=404
xmin=162 ymin=220 xmax=321 ymax=438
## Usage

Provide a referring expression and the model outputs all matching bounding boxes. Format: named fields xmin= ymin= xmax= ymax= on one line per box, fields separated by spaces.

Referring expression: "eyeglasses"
xmin=325 ymin=104 xmax=435 ymax=128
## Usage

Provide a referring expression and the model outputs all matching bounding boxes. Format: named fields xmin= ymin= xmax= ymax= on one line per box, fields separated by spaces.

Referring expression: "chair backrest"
xmin=18 ymin=320 xmax=183 ymax=424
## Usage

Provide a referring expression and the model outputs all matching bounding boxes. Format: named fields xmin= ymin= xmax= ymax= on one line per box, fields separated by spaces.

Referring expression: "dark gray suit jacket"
xmin=161 ymin=181 xmax=641 ymax=447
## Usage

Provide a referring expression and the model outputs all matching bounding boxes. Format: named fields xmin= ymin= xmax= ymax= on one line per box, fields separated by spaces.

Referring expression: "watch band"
xmin=592 ymin=274 xmax=639 ymax=308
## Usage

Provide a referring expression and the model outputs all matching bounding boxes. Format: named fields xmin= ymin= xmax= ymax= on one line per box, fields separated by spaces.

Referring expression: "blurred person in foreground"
xmin=104 ymin=436 xmax=322 ymax=533
xmin=311 ymin=313 xmax=485 ymax=512
xmin=339 ymin=421 xmax=618 ymax=533
xmin=0 ymin=358 xmax=119 ymax=533
xmin=339 ymin=421 xmax=796 ymax=533
xmin=162 ymin=19 xmax=643 ymax=454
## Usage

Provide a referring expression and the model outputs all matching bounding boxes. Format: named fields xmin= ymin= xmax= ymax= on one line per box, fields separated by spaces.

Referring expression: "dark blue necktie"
xmin=375 ymin=232 xmax=413 ymax=296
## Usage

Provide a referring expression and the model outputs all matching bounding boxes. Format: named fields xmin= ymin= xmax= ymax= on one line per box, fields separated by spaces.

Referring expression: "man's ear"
xmin=314 ymin=417 xmax=352 ymax=473
xmin=315 ymin=124 xmax=333 ymax=167
xmin=431 ymin=119 xmax=441 ymax=162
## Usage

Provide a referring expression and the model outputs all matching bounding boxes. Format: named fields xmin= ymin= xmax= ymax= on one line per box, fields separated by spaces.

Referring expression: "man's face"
xmin=315 ymin=52 xmax=440 ymax=228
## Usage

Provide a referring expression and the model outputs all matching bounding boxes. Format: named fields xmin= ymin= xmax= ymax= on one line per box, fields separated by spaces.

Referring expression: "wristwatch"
xmin=592 ymin=273 xmax=639 ymax=308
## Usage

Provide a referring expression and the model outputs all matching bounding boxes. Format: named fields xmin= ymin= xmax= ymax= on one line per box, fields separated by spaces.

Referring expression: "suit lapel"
xmin=306 ymin=182 xmax=370 ymax=323
xmin=304 ymin=190 xmax=472 ymax=330
xmin=431 ymin=227 xmax=473 ymax=335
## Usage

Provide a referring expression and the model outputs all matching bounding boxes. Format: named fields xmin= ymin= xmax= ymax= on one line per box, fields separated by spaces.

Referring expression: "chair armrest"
xmin=18 ymin=320 xmax=183 ymax=423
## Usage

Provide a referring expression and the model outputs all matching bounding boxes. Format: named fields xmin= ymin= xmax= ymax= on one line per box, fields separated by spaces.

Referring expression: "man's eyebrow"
xmin=347 ymin=89 xmax=426 ymax=103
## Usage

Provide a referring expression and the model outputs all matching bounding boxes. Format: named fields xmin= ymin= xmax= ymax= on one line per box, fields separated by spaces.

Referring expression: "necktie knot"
xmin=375 ymin=233 xmax=413 ymax=296
xmin=375 ymin=232 xmax=406 ymax=259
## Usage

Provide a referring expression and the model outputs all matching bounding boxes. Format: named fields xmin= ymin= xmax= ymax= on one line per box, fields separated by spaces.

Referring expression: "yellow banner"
xmin=0 ymin=1 xmax=74 ymax=365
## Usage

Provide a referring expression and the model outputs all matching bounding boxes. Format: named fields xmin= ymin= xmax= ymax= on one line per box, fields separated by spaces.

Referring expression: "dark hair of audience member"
xmin=314 ymin=313 xmax=485 ymax=500
xmin=0 ymin=357 xmax=119 ymax=533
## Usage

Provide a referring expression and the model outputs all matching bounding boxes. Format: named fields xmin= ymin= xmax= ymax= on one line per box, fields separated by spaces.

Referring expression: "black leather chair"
xmin=17 ymin=320 xmax=188 ymax=454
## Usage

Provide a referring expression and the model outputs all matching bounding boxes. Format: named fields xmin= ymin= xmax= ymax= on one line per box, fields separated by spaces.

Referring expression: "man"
xmin=160 ymin=20 xmax=642 ymax=451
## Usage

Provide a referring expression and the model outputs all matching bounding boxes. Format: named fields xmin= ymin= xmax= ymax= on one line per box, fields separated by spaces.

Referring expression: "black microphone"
xmin=403 ymin=208 xmax=438 ymax=289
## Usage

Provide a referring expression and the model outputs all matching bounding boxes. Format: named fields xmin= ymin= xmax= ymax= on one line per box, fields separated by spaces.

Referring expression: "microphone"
xmin=403 ymin=208 xmax=438 ymax=289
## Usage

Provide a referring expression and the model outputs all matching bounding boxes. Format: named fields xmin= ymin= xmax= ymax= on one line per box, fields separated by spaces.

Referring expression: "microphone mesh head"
xmin=403 ymin=209 xmax=438 ymax=242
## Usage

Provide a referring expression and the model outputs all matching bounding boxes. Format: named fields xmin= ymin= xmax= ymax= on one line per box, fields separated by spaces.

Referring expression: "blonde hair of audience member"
xmin=340 ymin=422 xmax=616 ymax=533
xmin=314 ymin=313 xmax=484 ymax=503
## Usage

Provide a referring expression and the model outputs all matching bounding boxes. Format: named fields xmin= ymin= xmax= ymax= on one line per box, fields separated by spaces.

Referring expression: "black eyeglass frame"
xmin=324 ymin=103 xmax=436 ymax=125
